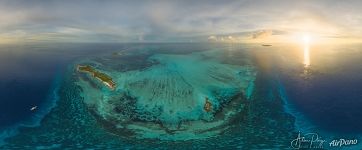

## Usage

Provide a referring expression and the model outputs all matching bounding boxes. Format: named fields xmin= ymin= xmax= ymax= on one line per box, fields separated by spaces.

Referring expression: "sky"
xmin=0 ymin=0 xmax=361 ymax=43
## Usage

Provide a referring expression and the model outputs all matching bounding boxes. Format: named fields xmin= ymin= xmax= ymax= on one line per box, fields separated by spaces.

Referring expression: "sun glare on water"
xmin=302 ymin=33 xmax=311 ymax=67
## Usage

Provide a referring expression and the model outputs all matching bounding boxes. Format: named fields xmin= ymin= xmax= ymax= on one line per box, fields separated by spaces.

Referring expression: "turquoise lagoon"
xmin=76 ymin=47 xmax=256 ymax=140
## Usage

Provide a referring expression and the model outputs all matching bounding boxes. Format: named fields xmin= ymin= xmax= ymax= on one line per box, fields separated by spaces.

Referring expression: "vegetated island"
xmin=204 ymin=97 xmax=212 ymax=112
xmin=77 ymin=65 xmax=116 ymax=90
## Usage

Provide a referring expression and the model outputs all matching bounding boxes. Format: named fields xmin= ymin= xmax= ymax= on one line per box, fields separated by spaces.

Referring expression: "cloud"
xmin=252 ymin=30 xmax=273 ymax=39
xmin=207 ymin=36 xmax=217 ymax=42
xmin=0 ymin=0 xmax=361 ymax=43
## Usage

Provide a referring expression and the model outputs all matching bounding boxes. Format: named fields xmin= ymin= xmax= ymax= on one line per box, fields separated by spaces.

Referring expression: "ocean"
xmin=0 ymin=43 xmax=361 ymax=149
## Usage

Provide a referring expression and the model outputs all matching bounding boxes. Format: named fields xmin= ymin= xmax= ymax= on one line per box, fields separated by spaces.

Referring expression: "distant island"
xmin=261 ymin=44 xmax=272 ymax=47
xmin=77 ymin=65 xmax=116 ymax=90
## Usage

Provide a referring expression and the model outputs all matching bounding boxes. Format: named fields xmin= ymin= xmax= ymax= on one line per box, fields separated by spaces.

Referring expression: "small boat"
xmin=261 ymin=44 xmax=272 ymax=47
xmin=30 ymin=106 xmax=38 ymax=111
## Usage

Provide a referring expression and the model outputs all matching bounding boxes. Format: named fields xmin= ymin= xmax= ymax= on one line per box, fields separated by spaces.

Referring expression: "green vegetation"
xmin=77 ymin=65 xmax=116 ymax=89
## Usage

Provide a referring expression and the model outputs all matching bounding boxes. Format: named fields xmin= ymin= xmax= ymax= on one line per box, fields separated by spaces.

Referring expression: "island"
xmin=77 ymin=65 xmax=116 ymax=90
xmin=204 ymin=97 xmax=212 ymax=112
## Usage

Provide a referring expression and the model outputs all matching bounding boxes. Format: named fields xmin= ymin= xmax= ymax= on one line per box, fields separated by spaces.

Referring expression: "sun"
xmin=303 ymin=33 xmax=310 ymax=44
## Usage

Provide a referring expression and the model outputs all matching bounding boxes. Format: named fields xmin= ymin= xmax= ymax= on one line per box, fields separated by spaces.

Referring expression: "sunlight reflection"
xmin=303 ymin=34 xmax=311 ymax=67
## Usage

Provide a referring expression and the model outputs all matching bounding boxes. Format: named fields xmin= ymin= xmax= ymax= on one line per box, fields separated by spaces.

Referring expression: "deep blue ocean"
xmin=0 ymin=43 xmax=126 ymax=140
xmin=0 ymin=43 xmax=361 ymax=149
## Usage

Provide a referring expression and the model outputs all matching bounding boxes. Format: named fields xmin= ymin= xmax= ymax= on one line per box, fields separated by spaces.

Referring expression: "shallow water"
xmin=0 ymin=43 xmax=361 ymax=149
